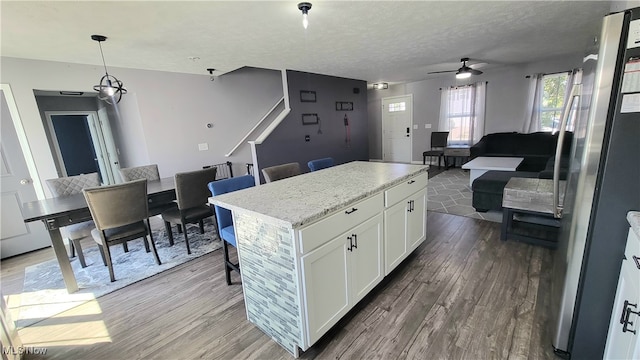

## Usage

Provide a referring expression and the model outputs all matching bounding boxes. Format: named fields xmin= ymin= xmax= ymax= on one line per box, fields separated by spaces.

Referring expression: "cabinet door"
xmin=301 ymin=236 xmax=350 ymax=346
xmin=350 ymin=214 xmax=384 ymax=304
xmin=407 ymin=188 xmax=427 ymax=252
xmin=605 ymin=230 xmax=640 ymax=360
xmin=384 ymin=199 xmax=409 ymax=275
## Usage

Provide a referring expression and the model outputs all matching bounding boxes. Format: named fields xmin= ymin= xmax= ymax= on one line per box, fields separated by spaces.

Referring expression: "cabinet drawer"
xmin=299 ymin=193 xmax=383 ymax=254
xmin=385 ymin=172 xmax=428 ymax=207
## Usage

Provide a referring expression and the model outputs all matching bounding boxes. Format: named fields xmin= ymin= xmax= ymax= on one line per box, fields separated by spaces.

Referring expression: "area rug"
xmin=13 ymin=219 xmax=221 ymax=328
xmin=427 ymin=168 xmax=502 ymax=222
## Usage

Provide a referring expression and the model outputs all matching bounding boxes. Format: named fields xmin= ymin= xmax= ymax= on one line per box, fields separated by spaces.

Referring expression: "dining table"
xmin=21 ymin=177 xmax=177 ymax=293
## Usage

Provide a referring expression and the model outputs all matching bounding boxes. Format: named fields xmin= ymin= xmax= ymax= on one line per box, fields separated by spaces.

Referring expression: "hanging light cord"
xmin=97 ymin=41 xmax=110 ymax=77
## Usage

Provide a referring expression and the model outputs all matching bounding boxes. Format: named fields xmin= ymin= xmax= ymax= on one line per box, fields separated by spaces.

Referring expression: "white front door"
xmin=382 ymin=95 xmax=413 ymax=163
xmin=0 ymin=86 xmax=50 ymax=258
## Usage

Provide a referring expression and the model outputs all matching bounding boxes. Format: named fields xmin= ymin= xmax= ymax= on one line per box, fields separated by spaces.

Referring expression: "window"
xmin=438 ymin=82 xmax=486 ymax=146
xmin=539 ymin=73 xmax=569 ymax=132
xmin=523 ymin=70 xmax=579 ymax=134
xmin=388 ymin=102 xmax=406 ymax=112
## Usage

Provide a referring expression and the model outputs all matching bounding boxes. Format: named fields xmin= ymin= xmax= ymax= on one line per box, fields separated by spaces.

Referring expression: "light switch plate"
xmin=425 ymin=124 xmax=432 ymax=129
xmin=198 ymin=143 xmax=209 ymax=151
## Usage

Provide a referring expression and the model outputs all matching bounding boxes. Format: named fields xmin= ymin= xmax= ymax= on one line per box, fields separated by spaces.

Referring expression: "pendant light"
xmin=298 ymin=2 xmax=312 ymax=29
xmin=91 ymin=35 xmax=127 ymax=104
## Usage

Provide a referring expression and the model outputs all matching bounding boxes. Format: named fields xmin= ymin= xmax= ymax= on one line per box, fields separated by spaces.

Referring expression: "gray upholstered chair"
xmin=119 ymin=164 xmax=160 ymax=182
xmin=83 ymin=179 xmax=161 ymax=282
xmin=46 ymin=173 xmax=101 ymax=268
xmin=261 ymin=162 xmax=301 ymax=183
xmin=161 ymin=167 xmax=217 ymax=254
xmin=119 ymin=164 xmax=176 ymax=217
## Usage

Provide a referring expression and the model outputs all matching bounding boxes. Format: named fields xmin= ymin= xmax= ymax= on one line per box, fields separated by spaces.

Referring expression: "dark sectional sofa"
xmin=469 ymin=131 xmax=572 ymax=212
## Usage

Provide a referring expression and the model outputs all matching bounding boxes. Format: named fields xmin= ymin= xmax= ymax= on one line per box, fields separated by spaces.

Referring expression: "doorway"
xmin=45 ymin=111 xmax=119 ymax=184
xmin=382 ymin=95 xmax=413 ymax=163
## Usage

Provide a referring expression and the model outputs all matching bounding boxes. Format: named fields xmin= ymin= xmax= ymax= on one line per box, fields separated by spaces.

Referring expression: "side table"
xmin=444 ymin=145 xmax=470 ymax=169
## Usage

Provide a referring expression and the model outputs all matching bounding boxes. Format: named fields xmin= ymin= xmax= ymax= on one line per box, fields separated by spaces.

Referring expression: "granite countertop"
xmin=628 ymin=211 xmax=640 ymax=239
xmin=209 ymin=161 xmax=428 ymax=228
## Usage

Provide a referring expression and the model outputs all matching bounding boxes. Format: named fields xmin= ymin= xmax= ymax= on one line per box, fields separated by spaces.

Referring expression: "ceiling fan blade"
xmin=469 ymin=69 xmax=483 ymax=75
xmin=427 ymin=70 xmax=457 ymax=74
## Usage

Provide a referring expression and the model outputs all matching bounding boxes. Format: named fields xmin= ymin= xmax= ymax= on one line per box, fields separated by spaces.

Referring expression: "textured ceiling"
xmin=1 ymin=1 xmax=612 ymax=84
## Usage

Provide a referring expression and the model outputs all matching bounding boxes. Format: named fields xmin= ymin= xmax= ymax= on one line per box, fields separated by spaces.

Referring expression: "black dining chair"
xmin=161 ymin=167 xmax=217 ymax=254
xmin=422 ymin=131 xmax=449 ymax=168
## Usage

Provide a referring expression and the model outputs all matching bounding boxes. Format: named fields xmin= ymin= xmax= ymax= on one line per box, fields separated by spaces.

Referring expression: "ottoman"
xmin=471 ymin=170 xmax=539 ymax=212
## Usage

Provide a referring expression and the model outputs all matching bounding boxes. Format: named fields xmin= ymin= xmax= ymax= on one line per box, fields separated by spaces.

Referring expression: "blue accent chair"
xmin=208 ymin=175 xmax=255 ymax=285
xmin=307 ymin=157 xmax=335 ymax=172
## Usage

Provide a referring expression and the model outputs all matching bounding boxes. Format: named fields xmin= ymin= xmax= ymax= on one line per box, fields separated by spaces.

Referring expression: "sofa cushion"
xmin=513 ymin=132 xmax=556 ymax=156
xmin=472 ymin=171 xmax=539 ymax=194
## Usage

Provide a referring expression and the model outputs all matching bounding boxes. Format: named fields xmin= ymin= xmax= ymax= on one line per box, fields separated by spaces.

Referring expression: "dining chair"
xmin=422 ymin=131 xmax=449 ymax=168
xmin=208 ymin=175 xmax=255 ymax=285
xmin=45 ymin=172 xmax=101 ymax=268
xmin=307 ymin=157 xmax=335 ymax=172
xmin=119 ymin=164 xmax=160 ymax=182
xmin=161 ymin=167 xmax=217 ymax=254
xmin=119 ymin=164 xmax=176 ymax=216
xmin=83 ymin=179 xmax=161 ymax=282
xmin=261 ymin=162 xmax=301 ymax=183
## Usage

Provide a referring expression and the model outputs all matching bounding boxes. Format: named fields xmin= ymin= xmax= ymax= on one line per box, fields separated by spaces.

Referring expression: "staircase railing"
xmin=225 ymin=97 xmax=285 ymax=157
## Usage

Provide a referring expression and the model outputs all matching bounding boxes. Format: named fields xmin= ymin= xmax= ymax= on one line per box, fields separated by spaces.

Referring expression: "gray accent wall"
xmin=254 ymin=70 xmax=368 ymax=181
xmin=367 ymin=54 xmax=583 ymax=162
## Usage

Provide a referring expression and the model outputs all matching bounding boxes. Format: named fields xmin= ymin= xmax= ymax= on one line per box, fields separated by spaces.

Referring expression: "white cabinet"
xmin=302 ymin=214 xmax=383 ymax=345
xmin=384 ymin=177 xmax=427 ymax=275
xmin=605 ymin=226 xmax=640 ymax=359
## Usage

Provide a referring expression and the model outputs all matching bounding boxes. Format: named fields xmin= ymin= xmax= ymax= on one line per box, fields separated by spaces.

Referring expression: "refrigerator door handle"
xmin=553 ymin=83 xmax=582 ymax=218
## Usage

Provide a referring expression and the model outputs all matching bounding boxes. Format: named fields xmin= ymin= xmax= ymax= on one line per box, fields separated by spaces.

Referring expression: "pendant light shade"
xmin=91 ymin=35 xmax=127 ymax=104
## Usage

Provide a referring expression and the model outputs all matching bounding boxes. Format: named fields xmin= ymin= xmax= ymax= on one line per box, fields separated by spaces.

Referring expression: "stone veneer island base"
xmin=209 ymin=161 xmax=429 ymax=357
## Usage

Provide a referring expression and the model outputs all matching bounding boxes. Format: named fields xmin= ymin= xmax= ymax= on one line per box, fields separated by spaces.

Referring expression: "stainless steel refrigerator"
xmin=551 ymin=7 xmax=640 ymax=359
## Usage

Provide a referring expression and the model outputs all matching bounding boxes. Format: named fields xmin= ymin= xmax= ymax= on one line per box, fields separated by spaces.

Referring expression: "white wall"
xmin=0 ymin=57 xmax=282 ymax=197
xmin=367 ymin=53 xmax=583 ymax=162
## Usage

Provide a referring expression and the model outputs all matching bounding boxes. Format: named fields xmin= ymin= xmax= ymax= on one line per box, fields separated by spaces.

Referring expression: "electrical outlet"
xmin=198 ymin=143 xmax=208 ymax=151
xmin=413 ymin=124 xmax=418 ymax=130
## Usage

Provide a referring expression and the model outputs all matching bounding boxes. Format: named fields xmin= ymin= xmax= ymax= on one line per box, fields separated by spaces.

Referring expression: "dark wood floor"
xmin=2 ymin=210 xmax=557 ymax=360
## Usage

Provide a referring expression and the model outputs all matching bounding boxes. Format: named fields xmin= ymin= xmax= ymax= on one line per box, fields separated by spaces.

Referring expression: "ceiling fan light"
xmin=456 ymin=71 xmax=472 ymax=79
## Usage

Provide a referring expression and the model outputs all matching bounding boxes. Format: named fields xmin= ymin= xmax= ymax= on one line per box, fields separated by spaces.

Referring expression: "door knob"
xmin=19 ymin=178 xmax=31 ymax=185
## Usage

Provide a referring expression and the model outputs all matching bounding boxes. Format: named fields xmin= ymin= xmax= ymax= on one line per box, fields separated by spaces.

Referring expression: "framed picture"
xmin=300 ymin=90 xmax=317 ymax=102
xmin=302 ymin=113 xmax=319 ymax=125
xmin=336 ymin=101 xmax=354 ymax=111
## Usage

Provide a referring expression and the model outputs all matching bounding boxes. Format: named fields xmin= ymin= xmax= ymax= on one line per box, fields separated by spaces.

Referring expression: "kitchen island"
xmin=209 ymin=161 xmax=429 ymax=356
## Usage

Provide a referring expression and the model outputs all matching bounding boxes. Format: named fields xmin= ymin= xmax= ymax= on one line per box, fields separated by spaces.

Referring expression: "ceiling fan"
xmin=427 ymin=58 xmax=483 ymax=79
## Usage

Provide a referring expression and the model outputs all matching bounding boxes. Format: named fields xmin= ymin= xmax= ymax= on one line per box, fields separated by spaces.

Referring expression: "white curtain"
xmin=522 ymin=73 xmax=543 ymax=133
xmin=561 ymin=69 xmax=582 ymax=132
xmin=438 ymin=81 xmax=486 ymax=146
xmin=472 ymin=81 xmax=486 ymax=144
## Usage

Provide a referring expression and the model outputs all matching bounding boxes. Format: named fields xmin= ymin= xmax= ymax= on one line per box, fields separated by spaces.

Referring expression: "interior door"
xmin=0 ymin=87 xmax=50 ymax=258
xmin=382 ymin=95 xmax=413 ymax=163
